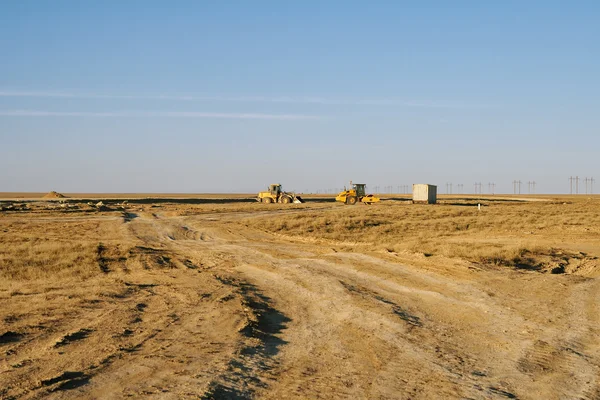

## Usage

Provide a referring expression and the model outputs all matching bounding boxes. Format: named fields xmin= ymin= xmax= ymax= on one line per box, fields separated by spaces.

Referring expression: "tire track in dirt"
xmin=159 ymin=217 xmax=511 ymax=398
xmin=111 ymin=213 xmax=292 ymax=398
xmin=163 ymin=212 xmax=600 ymax=399
xmin=1 ymin=213 xmax=260 ymax=399
xmin=513 ymin=278 xmax=600 ymax=399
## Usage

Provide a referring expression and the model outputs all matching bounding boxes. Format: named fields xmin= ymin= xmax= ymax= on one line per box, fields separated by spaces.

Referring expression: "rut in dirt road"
xmin=156 ymin=212 xmax=600 ymax=399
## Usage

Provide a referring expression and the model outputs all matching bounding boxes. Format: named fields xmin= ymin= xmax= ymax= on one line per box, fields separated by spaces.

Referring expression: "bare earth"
xmin=1 ymin=197 xmax=599 ymax=399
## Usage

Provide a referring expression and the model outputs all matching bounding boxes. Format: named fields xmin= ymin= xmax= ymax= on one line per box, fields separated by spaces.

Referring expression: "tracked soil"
xmin=1 ymin=201 xmax=600 ymax=399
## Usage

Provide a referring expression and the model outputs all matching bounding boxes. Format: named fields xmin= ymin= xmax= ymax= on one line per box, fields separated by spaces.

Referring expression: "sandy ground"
xmin=1 ymin=200 xmax=599 ymax=399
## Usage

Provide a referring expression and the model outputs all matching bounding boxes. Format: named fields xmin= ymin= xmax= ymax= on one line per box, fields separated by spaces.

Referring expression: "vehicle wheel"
xmin=347 ymin=196 xmax=358 ymax=205
xmin=264 ymin=197 xmax=273 ymax=204
xmin=281 ymin=196 xmax=291 ymax=204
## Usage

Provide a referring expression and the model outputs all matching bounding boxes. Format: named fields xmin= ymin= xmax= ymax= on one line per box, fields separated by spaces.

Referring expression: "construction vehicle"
xmin=257 ymin=184 xmax=305 ymax=204
xmin=335 ymin=182 xmax=380 ymax=205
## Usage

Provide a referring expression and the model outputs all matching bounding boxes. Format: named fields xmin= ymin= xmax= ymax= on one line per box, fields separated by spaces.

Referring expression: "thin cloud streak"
xmin=0 ymin=90 xmax=485 ymax=109
xmin=0 ymin=110 xmax=318 ymax=120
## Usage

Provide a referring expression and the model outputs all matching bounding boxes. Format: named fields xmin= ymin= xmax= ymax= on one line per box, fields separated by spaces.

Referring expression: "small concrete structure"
xmin=412 ymin=184 xmax=437 ymax=204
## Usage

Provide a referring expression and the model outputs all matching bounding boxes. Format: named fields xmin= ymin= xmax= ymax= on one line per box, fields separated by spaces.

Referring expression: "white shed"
xmin=412 ymin=184 xmax=437 ymax=204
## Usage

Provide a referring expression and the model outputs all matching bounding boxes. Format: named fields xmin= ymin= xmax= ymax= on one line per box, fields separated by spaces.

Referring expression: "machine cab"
xmin=269 ymin=184 xmax=281 ymax=196
xmin=353 ymin=183 xmax=366 ymax=197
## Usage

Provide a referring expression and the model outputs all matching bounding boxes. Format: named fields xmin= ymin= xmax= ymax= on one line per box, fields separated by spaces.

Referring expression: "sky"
xmin=1 ymin=1 xmax=599 ymax=194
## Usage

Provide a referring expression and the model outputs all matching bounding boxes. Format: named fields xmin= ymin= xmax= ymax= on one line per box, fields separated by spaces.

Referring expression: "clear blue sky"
xmin=1 ymin=1 xmax=598 ymax=194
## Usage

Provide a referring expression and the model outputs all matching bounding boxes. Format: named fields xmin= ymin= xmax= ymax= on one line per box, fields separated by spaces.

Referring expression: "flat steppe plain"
xmin=1 ymin=195 xmax=599 ymax=399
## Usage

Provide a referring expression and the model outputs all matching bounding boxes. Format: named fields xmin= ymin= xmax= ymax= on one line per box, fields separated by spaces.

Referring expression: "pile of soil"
xmin=42 ymin=191 xmax=67 ymax=199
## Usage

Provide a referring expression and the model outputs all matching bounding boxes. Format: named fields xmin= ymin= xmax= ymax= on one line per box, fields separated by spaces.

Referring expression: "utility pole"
xmin=513 ymin=180 xmax=522 ymax=195
xmin=576 ymin=176 xmax=580 ymax=194
xmin=446 ymin=182 xmax=453 ymax=194
xmin=584 ymin=177 xmax=595 ymax=195
xmin=569 ymin=176 xmax=573 ymax=194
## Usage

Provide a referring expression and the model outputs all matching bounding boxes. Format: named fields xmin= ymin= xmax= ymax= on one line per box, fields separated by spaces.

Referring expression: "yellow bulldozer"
xmin=257 ymin=184 xmax=305 ymax=204
xmin=335 ymin=182 xmax=380 ymax=205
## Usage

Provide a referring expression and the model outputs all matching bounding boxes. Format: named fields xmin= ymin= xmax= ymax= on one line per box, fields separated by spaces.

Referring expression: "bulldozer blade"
xmin=293 ymin=196 xmax=305 ymax=204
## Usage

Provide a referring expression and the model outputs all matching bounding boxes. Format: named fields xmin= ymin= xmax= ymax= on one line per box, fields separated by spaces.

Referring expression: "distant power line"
xmin=513 ymin=180 xmax=522 ymax=195
xmin=584 ymin=177 xmax=595 ymax=194
xmin=446 ymin=182 xmax=453 ymax=194
xmin=570 ymin=176 xmax=581 ymax=194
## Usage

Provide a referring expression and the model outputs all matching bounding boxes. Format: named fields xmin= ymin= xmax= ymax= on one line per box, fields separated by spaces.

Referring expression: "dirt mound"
xmin=42 ymin=191 xmax=67 ymax=199
xmin=499 ymin=248 xmax=599 ymax=276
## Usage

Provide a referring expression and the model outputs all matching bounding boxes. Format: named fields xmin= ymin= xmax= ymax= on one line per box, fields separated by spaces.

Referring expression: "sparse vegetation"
xmin=244 ymin=198 xmax=600 ymax=271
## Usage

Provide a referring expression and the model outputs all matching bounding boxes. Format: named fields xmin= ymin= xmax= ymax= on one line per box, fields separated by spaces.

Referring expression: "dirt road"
xmin=1 ymin=205 xmax=599 ymax=399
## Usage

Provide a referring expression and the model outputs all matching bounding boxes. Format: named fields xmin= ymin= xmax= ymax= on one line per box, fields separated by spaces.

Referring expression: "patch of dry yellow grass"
xmin=0 ymin=211 xmax=128 ymax=282
xmin=244 ymin=198 xmax=600 ymax=267
xmin=0 ymin=241 xmax=98 ymax=281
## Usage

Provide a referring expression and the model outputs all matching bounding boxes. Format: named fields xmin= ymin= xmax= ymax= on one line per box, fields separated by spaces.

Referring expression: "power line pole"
xmin=592 ymin=177 xmax=595 ymax=194
xmin=514 ymin=180 xmax=522 ymax=194
xmin=569 ymin=176 xmax=573 ymax=194
xmin=488 ymin=182 xmax=495 ymax=195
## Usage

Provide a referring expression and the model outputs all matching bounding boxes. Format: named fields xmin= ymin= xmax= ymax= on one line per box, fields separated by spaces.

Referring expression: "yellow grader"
xmin=335 ymin=182 xmax=380 ymax=205
xmin=257 ymin=184 xmax=305 ymax=204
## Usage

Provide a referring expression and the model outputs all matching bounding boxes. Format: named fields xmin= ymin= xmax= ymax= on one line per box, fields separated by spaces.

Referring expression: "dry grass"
xmin=244 ymin=198 xmax=600 ymax=268
xmin=0 ymin=210 xmax=127 ymax=282
xmin=2 ymin=197 xmax=600 ymax=284
xmin=0 ymin=241 xmax=98 ymax=281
